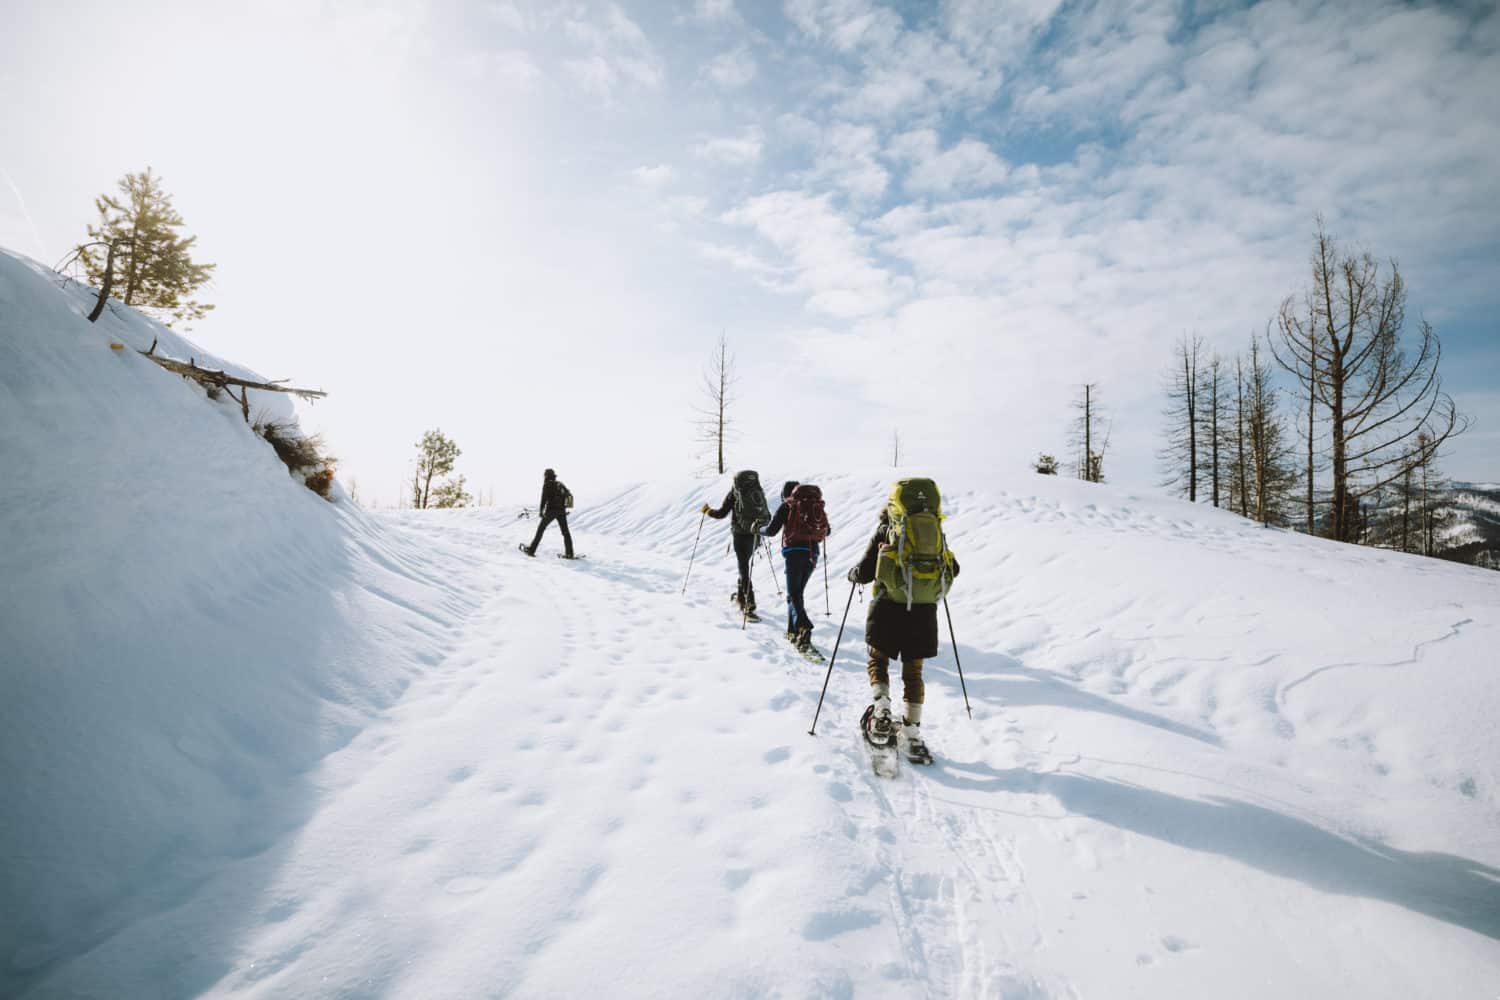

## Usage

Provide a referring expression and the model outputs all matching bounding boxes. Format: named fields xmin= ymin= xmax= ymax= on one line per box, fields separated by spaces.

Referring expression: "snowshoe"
xmin=860 ymin=700 xmax=896 ymax=748
xmin=518 ymin=543 xmax=535 ymax=557
xmin=859 ymin=704 xmax=899 ymax=778
xmin=901 ymin=723 xmax=933 ymax=765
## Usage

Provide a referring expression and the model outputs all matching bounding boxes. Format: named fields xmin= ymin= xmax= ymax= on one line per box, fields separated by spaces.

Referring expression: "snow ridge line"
xmin=1277 ymin=617 xmax=1475 ymax=703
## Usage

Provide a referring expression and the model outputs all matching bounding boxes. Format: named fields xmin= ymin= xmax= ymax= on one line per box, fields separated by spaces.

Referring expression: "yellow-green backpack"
xmin=874 ymin=477 xmax=956 ymax=608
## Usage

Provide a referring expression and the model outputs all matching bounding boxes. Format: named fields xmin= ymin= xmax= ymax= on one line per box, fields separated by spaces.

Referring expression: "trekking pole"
xmin=942 ymin=594 xmax=973 ymax=719
xmin=808 ymin=581 xmax=857 ymax=736
xmin=682 ymin=512 xmax=706 ymax=595
xmin=762 ymin=538 xmax=782 ymax=597
xmin=822 ymin=550 xmax=830 ymax=616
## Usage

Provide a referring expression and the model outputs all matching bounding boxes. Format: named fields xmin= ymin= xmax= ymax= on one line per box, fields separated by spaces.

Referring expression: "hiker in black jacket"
xmin=523 ymin=468 xmax=574 ymax=558
xmin=701 ymin=472 xmax=769 ymax=615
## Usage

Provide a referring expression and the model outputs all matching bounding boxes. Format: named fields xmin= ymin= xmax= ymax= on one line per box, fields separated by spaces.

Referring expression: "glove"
xmin=846 ymin=567 xmax=860 ymax=584
xmin=699 ymin=504 xmax=711 ymax=515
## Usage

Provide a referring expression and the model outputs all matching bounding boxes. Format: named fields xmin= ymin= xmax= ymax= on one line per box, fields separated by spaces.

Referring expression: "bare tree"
xmin=695 ymin=333 xmax=737 ymax=475
xmin=1271 ymin=290 xmax=1324 ymax=534
xmin=1201 ymin=354 xmax=1229 ymax=507
xmin=892 ymin=429 xmax=902 ymax=467
xmin=1231 ymin=355 xmax=1250 ymax=517
xmin=1158 ymin=335 xmax=1202 ymax=501
xmin=1070 ymin=383 xmax=1109 ymax=483
xmin=1271 ymin=221 xmax=1465 ymax=542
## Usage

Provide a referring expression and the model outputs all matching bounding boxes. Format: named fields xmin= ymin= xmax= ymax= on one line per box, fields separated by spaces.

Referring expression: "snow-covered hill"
xmin=1442 ymin=482 xmax=1500 ymax=569
xmin=3 ymin=249 xmax=1499 ymax=998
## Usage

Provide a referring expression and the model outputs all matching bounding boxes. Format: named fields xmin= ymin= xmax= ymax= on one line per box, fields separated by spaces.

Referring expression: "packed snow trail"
xmin=199 ymin=494 xmax=1500 ymax=998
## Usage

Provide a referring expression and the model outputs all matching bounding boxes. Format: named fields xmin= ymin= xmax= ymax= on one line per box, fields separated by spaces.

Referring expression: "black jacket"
xmin=850 ymin=513 xmax=959 ymax=661
xmin=538 ymin=476 xmax=568 ymax=518
xmin=706 ymin=489 xmax=758 ymax=538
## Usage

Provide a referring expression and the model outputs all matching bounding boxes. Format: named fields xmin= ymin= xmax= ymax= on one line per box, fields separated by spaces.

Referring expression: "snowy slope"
xmin=4 ymin=248 xmax=1500 ymax=998
xmin=0 ymin=250 xmax=469 ymax=996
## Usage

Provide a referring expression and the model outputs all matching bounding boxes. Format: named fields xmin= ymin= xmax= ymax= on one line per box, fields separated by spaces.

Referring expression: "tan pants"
xmin=866 ymin=646 xmax=924 ymax=705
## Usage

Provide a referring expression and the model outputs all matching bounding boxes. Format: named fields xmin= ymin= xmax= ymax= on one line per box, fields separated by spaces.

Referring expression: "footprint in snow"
xmin=763 ymin=746 xmax=791 ymax=764
xmin=802 ymin=907 xmax=881 ymax=941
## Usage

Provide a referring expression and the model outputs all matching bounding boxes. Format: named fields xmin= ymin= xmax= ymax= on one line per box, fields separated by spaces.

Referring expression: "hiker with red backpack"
xmin=700 ymin=470 xmax=772 ymax=620
xmin=763 ymin=480 xmax=830 ymax=654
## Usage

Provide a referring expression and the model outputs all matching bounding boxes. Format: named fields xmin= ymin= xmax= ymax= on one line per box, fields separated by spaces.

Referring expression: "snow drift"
xmin=3 ymin=246 xmax=1499 ymax=998
xmin=0 ymin=250 xmax=466 ymax=995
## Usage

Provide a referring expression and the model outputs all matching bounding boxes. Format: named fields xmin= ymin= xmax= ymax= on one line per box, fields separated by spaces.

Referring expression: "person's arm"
xmin=764 ymin=503 xmax=788 ymax=536
xmin=848 ymin=521 xmax=883 ymax=584
xmin=704 ymin=489 xmax=734 ymax=520
xmin=539 ymin=481 xmax=549 ymax=514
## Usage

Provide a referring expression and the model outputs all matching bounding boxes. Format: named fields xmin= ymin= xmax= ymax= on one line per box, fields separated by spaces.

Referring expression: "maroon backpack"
xmin=784 ymin=484 xmax=830 ymax=544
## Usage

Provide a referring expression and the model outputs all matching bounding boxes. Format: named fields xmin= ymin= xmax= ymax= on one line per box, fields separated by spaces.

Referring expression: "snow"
xmin=4 ymin=248 xmax=1500 ymax=998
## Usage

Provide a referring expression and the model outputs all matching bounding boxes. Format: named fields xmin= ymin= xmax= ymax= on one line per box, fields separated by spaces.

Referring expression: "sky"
xmin=2 ymin=0 xmax=1498 ymax=507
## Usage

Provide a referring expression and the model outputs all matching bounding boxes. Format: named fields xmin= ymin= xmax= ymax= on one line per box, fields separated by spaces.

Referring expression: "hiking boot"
xmin=902 ymin=719 xmax=932 ymax=763
xmin=795 ymin=624 xmax=814 ymax=651
xmin=864 ymin=696 xmax=894 ymax=742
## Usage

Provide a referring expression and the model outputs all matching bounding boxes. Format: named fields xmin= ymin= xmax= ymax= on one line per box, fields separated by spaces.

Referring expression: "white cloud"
xmin=559 ymin=2 xmax=663 ymax=96
xmin=704 ymin=47 xmax=757 ymax=88
xmin=685 ymin=0 xmax=741 ymax=24
xmin=693 ymin=127 xmax=765 ymax=165
xmin=721 ymin=190 xmax=907 ymax=317
xmin=889 ymin=129 xmax=1008 ymax=194
xmin=630 ymin=163 xmax=674 ymax=188
xmin=460 ymin=48 xmax=541 ymax=89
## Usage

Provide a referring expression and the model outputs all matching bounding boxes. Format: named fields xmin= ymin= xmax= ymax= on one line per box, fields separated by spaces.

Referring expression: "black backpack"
xmin=730 ymin=470 xmax=771 ymax=534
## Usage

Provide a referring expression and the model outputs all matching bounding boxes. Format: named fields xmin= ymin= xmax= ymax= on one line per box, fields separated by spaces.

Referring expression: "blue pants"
xmin=784 ymin=547 xmax=818 ymax=633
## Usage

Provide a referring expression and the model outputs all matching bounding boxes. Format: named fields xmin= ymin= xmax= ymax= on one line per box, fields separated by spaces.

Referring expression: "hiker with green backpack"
xmin=700 ymin=470 xmax=772 ymax=619
xmin=846 ymin=477 xmax=959 ymax=764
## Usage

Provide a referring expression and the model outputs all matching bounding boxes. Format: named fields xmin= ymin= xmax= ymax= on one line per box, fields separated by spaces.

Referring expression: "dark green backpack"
xmin=731 ymin=470 xmax=771 ymax=534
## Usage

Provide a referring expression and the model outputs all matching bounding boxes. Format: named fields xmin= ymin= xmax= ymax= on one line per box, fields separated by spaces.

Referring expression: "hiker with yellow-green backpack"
xmin=838 ymin=478 xmax=961 ymax=767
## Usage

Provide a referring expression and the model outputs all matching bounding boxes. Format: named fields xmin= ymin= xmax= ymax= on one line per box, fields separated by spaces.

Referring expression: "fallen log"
xmin=137 ymin=337 xmax=326 ymax=421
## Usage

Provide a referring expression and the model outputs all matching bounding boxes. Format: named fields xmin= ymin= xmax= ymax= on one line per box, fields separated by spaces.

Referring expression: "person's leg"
xmin=865 ymin=646 xmax=892 ymax=702
xmin=900 ymin=656 xmax=925 ymax=722
xmin=733 ymin=532 xmax=756 ymax=610
xmin=784 ymin=555 xmax=797 ymax=634
xmin=789 ymin=555 xmax=813 ymax=634
xmin=527 ymin=513 xmax=553 ymax=554
xmin=557 ymin=513 xmax=574 ymax=557
xmin=783 ymin=550 xmax=807 ymax=634
xmin=864 ymin=645 xmax=895 ymax=737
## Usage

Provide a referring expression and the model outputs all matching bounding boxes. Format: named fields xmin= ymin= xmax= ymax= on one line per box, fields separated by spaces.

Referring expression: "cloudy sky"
xmin=3 ymin=0 xmax=1498 ymax=506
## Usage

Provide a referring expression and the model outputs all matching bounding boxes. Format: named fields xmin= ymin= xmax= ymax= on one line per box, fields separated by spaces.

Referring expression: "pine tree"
xmin=412 ymin=430 xmax=461 ymax=510
xmin=78 ymin=168 xmax=215 ymax=325
xmin=430 ymin=476 xmax=473 ymax=509
xmin=1244 ymin=337 xmax=1296 ymax=524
